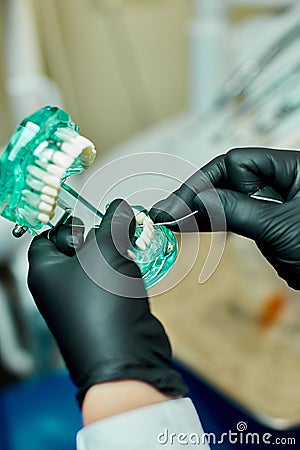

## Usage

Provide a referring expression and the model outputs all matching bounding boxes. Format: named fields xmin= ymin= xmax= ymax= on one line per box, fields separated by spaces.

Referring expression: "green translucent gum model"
xmin=0 ymin=106 xmax=96 ymax=233
xmin=129 ymin=206 xmax=178 ymax=289
xmin=0 ymin=106 xmax=177 ymax=289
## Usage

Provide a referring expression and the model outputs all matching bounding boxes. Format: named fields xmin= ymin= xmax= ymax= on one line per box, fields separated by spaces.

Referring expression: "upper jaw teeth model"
xmin=0 ymin=106 xmax=177 ymax=290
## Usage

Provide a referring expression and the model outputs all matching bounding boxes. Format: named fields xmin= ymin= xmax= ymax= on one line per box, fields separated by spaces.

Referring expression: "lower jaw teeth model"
xmin=0 ymin=106 xmax=177 ymax=290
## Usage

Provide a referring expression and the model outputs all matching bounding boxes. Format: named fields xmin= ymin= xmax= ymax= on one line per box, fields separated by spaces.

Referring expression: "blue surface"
xmin=0 ymin=363 xmax=299 ymax=449
xmin=0 ymin=370 xmax=82 ymax=450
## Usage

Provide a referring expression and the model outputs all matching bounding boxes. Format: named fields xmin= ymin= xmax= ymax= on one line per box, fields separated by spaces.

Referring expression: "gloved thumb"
xmin=80 ymin=199 xmax=143 ymax=292
xmin=47 ymin=217 xmax=85 ymax=256
xmin=85 ymin=198 xmax=136 ymax=259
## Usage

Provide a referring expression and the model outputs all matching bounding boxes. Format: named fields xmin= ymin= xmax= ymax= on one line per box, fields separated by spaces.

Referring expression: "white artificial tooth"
xmin=143 ymin=216 xmax=154 ymax=226
xmin=135 ymin=212 xmax=146 ymax=224
xmin=42 ymin=185 xmax=59 ymax=198
xmin=44 ymin=174 xmax=61 ymax=188
xmin=42 ymin=148 xmax=55 ymax=161
xmin=27 ymin=165 xmax=46 ymax=180
xmin=75 ymin=135 xmax=95 ymax=150
xmin=21 ymin=190 xmax=40 ymax=208
xmin=18 ymin=207 xmax=40 ymax=227
xmin=143 ymin=216 xmax=154 ymax=229
xmin=146 ymin=225 xmax=154 ymax=236
xmin=142 ymin=227 xmax=153 ymax=241
xmin=70 ymin=137 xmax=86 ymax=151
xmin=26 ymin=176 xmax=44 ymax=191
xmin=23 ymin=203 xmax=36 ymax=212
xmin=33 ymin=141 xmax=48 ymax=156
xmin=35 ymin=158 xmax=48 ymax=170
xmin=52 ymin=151 xmax=74 ymax=168
xmin=55 ymin=128 xmax=78 ymax=141
xmin=127 ymin=249 xmax=136 ymax=261
xmin=46 ymin=164 xmax=66 ymax=178
xmin=38 ymin=201 xmax=54 ymax=214
xmin=140 ymin=231 xmax=151 ymax=246
xmin=38 ymin=213 xmax=50 ymax=224
xmin=140 ymin=220 xmax=154 ymax=238
xmin=135 ymin=237 xmax=147 ymax=251
xmin=40 ymin=194 xmax=56 ymax=205
xmin=61 ymin=141 xmax=83 ymax=158
xmin=22 ymin=204 xmax=39 ymax=223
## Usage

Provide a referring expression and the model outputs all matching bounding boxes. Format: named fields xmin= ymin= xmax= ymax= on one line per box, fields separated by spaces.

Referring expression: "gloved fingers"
xmin=28 ymin=217 xmax=85 ymax=269
xmin=28 ymin=231 xmax=68 ymax=272
xmin=194 ymin=188 xmax=279 ymax=239
xmin=149 ymin=155 xmax=227 ymax=227
xmin=83 ymin=199 xmax=136 ymax=258
xmin=196 ymin=147 xmax=299 ymax=196
xmin=47 ymin=216 xmax=85 ymax=256
xmin=224 ymin=147 xmax=300 ymax=199
xmin=149 ymin=189 xmax=199 ymax=232
xmin=176 ymin=147 xmax=300 ymax=200
xmin=78 ymin=199 xmax=145 ymax=293
xmin=150 ymin=148 xmax=300 ymax=228
xmin=194 ymin=154 xmax=228 ymax=188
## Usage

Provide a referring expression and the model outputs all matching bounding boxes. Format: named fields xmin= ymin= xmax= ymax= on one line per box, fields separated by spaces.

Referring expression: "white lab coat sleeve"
xmin=76 ymin=397 xmax=211 ymax=449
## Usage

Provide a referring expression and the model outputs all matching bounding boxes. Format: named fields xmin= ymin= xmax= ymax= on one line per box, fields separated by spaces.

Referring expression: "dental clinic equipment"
xmin=207 ymin=7 xmax=300 ymax=147
xmin=0 ymin=106 xmax=177 ymax=290
xmin=218 ymin=19 xmax=300 ymax=107
xmin=168 ymin=2 xmax=300 ymax=156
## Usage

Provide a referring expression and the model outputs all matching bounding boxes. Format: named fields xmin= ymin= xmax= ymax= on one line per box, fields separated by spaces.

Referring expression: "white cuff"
xmin=76 ymin=397 xmax=210 ymax=449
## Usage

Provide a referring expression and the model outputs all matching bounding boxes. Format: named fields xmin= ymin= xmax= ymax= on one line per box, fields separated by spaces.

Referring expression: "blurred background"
xmin=1 ymin=0 xmax=300 ymax=449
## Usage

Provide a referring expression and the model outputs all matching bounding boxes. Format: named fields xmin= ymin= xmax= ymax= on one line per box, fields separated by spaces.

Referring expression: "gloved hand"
xmin=150 ymin=147 xmax=300 ymax=290
xmin=28 ymin=199 xmax=186 ymax=406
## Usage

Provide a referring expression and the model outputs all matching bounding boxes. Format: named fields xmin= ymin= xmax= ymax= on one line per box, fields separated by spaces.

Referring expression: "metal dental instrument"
xmin=219 ymin=18 xmax=300 ymax=105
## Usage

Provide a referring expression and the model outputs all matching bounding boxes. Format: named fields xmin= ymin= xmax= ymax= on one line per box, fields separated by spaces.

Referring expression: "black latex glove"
xmin=28 ymin=199 xmax=186 ymax=406
xmin=150 ymin=147 xmax=300 ymax=290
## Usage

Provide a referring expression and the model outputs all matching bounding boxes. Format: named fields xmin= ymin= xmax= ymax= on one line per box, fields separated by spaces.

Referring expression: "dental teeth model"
xmin=133 ymin=211 xmax=154 ymax=252
xmin=129 ymin=207 xmax=177 ymax=288
xmin=0 ymin=106 xmax=96 ymax=234
xmin=0 ymin=106 xmax=177 ymax=289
